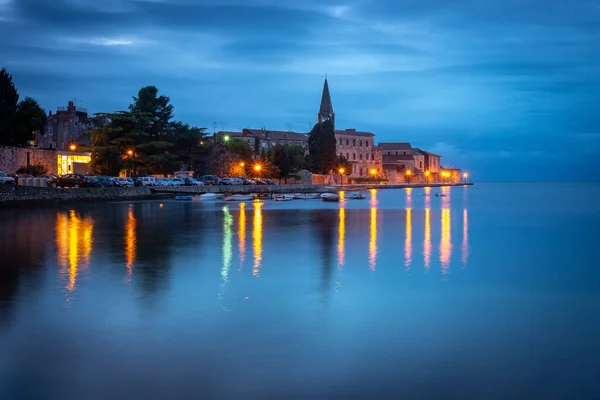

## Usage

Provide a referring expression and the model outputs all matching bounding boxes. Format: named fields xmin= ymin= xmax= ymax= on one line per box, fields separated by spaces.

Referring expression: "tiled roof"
xmin=243 ymin=129 xmax=308 ymax=141
xmin=382 ymin=155 xmax=414 ymax=163
xmin=413 ymin=148 xmax=441 ymax=157
xmin=334 ymin=129 xmax=374 ymax=137
xmin=378 ymin=142 xmax=412 ymax=150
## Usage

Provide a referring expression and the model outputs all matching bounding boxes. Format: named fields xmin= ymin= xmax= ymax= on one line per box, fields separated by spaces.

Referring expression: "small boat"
xmin=292 ymin=193 xmax=307 ymax=200
xmin=175 ymin=195 xmax=193 ymax=201
xmin=305 ymin=193 xmax=319 ymax=199
xmin=348 ymin=192 xmax=365 ymax=200
xmin=199 ymin=193 xmax=217 ymax=201
xmin=320 ymin=193 xmax=340 ymax=202
xmin=273 ymin=194 xmax=293 ymax=201
xmin=224 ymin=194 xmax=255 ymax=201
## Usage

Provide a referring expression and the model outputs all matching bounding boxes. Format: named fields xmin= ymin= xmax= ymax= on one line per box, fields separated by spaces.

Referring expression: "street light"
xmin=424 ymin=170 xmax=430 ymax=183
xmin=339 ymin=168 xmax=345 ymax=186
xmin=223 ymin=135 xmax=230 ymax=142
xmin=127 ymin=149 xmax=133 ymax=156
xmin=240 ymin=162 xmax=245 ymax=167
xmin=254 ymin=164 xmax=261 ymax=171
xmin=463 ymin=172 xmax=468 ymax=183
xmin=69 ymin=144 xmax=76 ymax=151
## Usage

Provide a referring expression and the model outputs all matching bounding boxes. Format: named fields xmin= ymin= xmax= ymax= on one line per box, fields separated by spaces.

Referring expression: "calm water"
xmin=1 ymin=183 xmax=599 ymax=399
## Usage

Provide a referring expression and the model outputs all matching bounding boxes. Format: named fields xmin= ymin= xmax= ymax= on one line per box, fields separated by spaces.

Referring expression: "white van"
xmin=139 ymin=177 xmax=157 ymax=186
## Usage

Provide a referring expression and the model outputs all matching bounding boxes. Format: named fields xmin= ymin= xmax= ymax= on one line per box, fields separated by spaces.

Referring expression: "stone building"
xmin=215 ymin=129 xmax=309 ymax=154
xmin=414 ymin=148 xmax=441 ymax=173
xmin=36 ymin=101 xmax=95 ymax=151
xmin=335 ymin=129 xmax=382 ymax=178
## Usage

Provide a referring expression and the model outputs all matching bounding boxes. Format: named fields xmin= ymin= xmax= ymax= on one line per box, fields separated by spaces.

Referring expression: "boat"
xmin=320 ymin=193 xmax=340 ymax=202
xmin=198 ymin=193 xmax=217 ymax=201
xmin=348 ymin=192 xmax=366 ymax=200
xmin=224 ymin=194 xmax=255 ymax=201
xmin=305 ymin=193 xmax=319 ymax=199
xmin=175 ymin=195 xmax=193 ymax=201
xmin=273 ymin=194 xmax=293 ymax=201
xmin=293 ymin=193 xmax=307 ymax=200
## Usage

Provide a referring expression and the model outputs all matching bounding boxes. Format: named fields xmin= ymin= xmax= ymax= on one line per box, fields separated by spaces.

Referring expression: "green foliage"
xmin=224 ymin=139 xmax=253 ymax=162
xmin=270 ymin=144 xmax=306 ymax=182
xmin=0 ymin=68 xmax=47 ymax=147
xmin=336 ymin=156 xmax=352 ymax=176
xmin=16 ymin=163 xmax=47 ymax=176
xmin=90 ymin=146 xmax=123 ymax=176
xmin=129 ymin=86 xmax=173 ymax=138
xmin=307 ymin=120 xmax=337 ymax=174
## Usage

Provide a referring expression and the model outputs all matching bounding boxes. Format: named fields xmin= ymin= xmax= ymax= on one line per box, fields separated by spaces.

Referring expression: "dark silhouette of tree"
xmin=336 ymin=156 xmax=352 ymax=176
xmin=307 ymin=119 xmax=337 ymax=174
xmin=0 ymin=68 xmax=19 ymax=144
xmin=128 ymin=86 xmax=173 ymax=138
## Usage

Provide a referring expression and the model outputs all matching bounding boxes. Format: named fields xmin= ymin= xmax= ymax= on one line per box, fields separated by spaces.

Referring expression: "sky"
xmin=0 ymin=0 xmax=599 ymax=181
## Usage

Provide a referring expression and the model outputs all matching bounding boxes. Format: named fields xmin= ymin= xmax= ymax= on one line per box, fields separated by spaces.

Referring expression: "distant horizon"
xmin=1 ymin=0 xmax=598 ymax=181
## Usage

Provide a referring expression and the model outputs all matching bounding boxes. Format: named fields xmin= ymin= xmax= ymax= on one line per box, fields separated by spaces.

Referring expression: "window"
xmin=339 ymin=138 xmax=343 ymax=145
xmin=403 ymin=151 xmax=406 ymax=155
xmin=359 ymin=168 xmax=363 ymax=176
xmin=346 ymin=139 xmax=349 ymax=145
xmin=353 ymin=153 xmax=356 ymax=160
xmin=359 ymin=140 xmax=362 ymax=147
xmin=346 ymin=153 xmax=349 ymax=159
xmin=48 ymin=127 xmax=54 ymax=135
xmin=371 ymin=154 xmax=374 ymax=161
xmin=353 ymin=139 xmax=356 ymax=146
xmin=359 ymin=154 xmax=363 ymax=160
xmin=420 ymin=161 xmax=423 ymax=169
xmin=366 ymin=141 xmax=369 ymax=147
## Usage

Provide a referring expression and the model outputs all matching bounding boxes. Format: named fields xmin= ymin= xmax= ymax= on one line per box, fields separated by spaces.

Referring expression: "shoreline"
xmin=0 ymin=182 xmax=472 ymax=209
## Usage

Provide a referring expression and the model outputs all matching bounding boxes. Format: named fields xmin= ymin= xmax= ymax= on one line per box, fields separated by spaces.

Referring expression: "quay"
xmin=151 ymin=182 xmax=473 ymax=195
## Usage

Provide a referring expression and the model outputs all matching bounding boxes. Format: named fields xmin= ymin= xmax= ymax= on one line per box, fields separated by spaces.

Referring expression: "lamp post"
xmin=405 ymin=169 xmax=412 ymax=184
xmin=424 ymin=170 xmax=430 ymax=184
xmin=463 ymin=172 xmax=468 ymax=183
xmin=254 ymin=164 xmax=262 ymax=178
xmin=339 ymin=168 xmax=345 ymax=186
xmin=69 ymin=144 xmax=76 ymax=151
xmin=370 ymin=168 xmax=377 ymax=183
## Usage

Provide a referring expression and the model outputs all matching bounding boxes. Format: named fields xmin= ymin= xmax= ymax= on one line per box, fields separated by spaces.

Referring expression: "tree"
xmin=0 ymin=68 xmax=19 ymax=144
xmin=270 ymin=144 xmax=306 ymax=183
xmin=307 ymin=119 xmax=337 ymax=174
xmin=129 ymin=86 xmax=173 ymax=138
xmin=12 ymin=97 xmax=47 ymax=146
xmin=90 ymin=146 xmax=123 ymax=176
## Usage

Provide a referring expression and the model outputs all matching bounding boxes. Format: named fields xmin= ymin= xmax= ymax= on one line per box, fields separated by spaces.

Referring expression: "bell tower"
xmin=317 ymin=77 xmax=335 ymax=128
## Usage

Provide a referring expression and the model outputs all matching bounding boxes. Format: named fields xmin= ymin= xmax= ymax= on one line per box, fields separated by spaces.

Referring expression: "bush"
xmin=16 ymin=163 xmax=47 ymax=176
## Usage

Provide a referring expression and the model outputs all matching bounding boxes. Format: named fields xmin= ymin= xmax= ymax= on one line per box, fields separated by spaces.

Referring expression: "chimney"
xmin=67 ymin=101 xmax=75 ymax=112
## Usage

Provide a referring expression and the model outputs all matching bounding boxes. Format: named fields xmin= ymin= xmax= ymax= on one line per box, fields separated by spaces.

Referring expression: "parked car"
xmin=138 ymin=176 xmax=157 ymax=187
xmin=39 ymin=174 xmax=58 ymax=186
xmin=170 ymin=178 xmax=184 ymax=186
xmin=263 ymin=178 xmax=278 ymax=185
xmin=132 ymin=177 xmax=143 ymax=187
xmin=220 ymin=178 xmax=235 ymax=185
xmin=95 ymin=176 xmax=117 ymax=187
xmin=182 ymin=177 xmax=204 ymax=186
xmin=198 ymin=175 xmax=221 ymax=185
xmin=114 ymin=177 xmax=134 ymax=187
xmin=241 ymin=178 xmax=255 ymax=185
xmin=156 ymin=177 xmax=174 ymax=186
xmin=0 ymin=171 xmax=16 ymax=185
xmin=228 ymin=177 xmax=244 ymax=185
xmin=253 ymin=179 xmax=268 ymax=185
xmin=53 ymin=174 xmax=103 ymax=188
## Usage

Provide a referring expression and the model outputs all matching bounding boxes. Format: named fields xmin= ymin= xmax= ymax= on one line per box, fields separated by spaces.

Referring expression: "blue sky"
xmin=1 ymin=0 xmax=599 ymax=180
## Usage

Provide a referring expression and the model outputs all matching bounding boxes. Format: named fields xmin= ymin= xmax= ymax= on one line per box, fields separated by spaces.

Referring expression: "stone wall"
xmin=0 ymin=146 xmax=58 ymax=175
xmin=0 ymin=186 xmax=155 ymax=206
xmin=335 ymin=133 xmax=383 ymax=178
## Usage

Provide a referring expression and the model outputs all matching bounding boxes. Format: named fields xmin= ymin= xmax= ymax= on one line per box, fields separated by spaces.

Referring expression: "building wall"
xmin=382 ymin=149 xmax=412 ymax=156
xmin=426 ymin=155 xmax=441 ymax=173
xmin=335 ymin=133 xmax=382 ymax=178
xmin=0 ymin=146 xmax=58 ymax=175
xmin=414 ymin=154 xmax=425 ymax=171
xmin=36 ymin=102 xmax=95 ymax=150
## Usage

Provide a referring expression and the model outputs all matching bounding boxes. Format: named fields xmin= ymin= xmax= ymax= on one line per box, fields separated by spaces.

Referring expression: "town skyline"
xmin=1 ymin=0 xmax=598 ymax=181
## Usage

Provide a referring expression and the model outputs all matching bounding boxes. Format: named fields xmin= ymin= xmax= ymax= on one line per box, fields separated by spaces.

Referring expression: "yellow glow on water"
xmin=424 ymin=207 xmax=431 ymax=269
xmin=125 ymin=205 xmax=136 ymax=277
xmin=239 ymin=203 xmax=246 ymax=269
xmin=56 ymin=210 xmax=93 ymax=292
xmin=405 ymin=207 xmax=412 ymax=269
xmin=339 ymin=191 xmax=345 ymax=201
xmin=369 ymin=189 xmax=377 ymax=207
xmin=440 ymin=208 xmax=452 ymax=274
xmin=252 ymin=202 xmax=263 ymax=277
xmin=220 ymin=206 xmax=233 ymax=304
xmin=338 ymin=206 xmax=345 ymax=268
xmin=369 ymin=206 xmax=377 ymax=271
xmin=462 ymin=208 xmax=469 ymax=266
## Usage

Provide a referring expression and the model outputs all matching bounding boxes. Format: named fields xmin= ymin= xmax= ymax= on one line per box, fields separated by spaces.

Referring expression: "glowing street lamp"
xmin=223 ymin=135 xmax=230 ymax=142
xmin=240 ymin=162 xmax=245 ymax=167
xmin=463 ymin=172 xmax=468 ymax=183
xmin=338 ymin=168 xmax=345 ymax=186
xmin=69 ymin=144 xmax=77 ymax=151
xmin=127 ymin=149 xmax=134 ymax=156
xmin=424 ymin=170 xmax=430 ymax=183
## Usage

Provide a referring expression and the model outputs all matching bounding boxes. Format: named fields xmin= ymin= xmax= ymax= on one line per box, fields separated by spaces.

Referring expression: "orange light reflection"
xmin=125 ymin=205 xmax=136 ymax=277
xmin=239 ymin=202 xmax=246 ymax=270
xmin=338 ymin=206 xmax=345 ymax=268
xmin=462 ymin=208 xmax=469 ymax=266
xmin=56 ymin=210 xmax=93 ymax=292
xmin=369 ymin=205 xmax=377 ymax=271
xmin=252 ymin=201 xmax=263 ymax=276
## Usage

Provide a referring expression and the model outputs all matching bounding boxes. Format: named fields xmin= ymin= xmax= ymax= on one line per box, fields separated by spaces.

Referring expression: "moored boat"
xmin=273 ymin=194 xmax=293 ymax=201
xmin=224 ymin=194 xmax=255 ymax=201
xmin=320 ymin=193 xmax=340 ymax=202
xmin=349 ymin=192 xmax=366 ymax=200
xmin=199 ymin=193 xmax=218 ymax=201
xmin=175 ymin=195 xmax=193 ymax=201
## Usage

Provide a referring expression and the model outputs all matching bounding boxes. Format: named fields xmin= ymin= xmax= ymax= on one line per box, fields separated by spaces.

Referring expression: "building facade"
xmin=36 ymin=101 xmax=95 ymax=151
xmin=414 ymin=148 xmax=441 ymax=173
xmin=335 ymin=129 xmax=382 ymax=178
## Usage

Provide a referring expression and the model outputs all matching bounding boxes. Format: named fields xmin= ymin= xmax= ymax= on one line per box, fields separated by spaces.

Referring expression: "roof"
xmin=382 ymin=155 xmax=415 ymax=163
xmin=243 ymin=128 xmax=308 ymax=142
xmin=319 ymin=78 xmax=334 ymax=117
xmin=378 ymin=142 xmax=413 ymax=150
xmin=413 ymin=148 xmax=441 ymax=157
xmin=334 ymin=129 xmax=374 ymax=137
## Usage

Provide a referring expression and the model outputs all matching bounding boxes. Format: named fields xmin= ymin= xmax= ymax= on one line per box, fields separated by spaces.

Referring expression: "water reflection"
xmin=338 ymin=206 xmax=345 ymax=268
xmin=424 ymin=187 xmax=431 ymax=270
xmin=369 ymin=189 xmax=378 ymax=271
xmin=404 ymin=188 xmax=412 ymax=269
xmin=252 ymin=201 xmax=263 ymax=277
xmin=238 ymin=202 xmax=246 ymax=270
xmin=124 ymin=205 xmax=137 ymax=278
xmin=439 ymin=187 xmax=452 ymax=275
xmin=462 ymin=209 xmax=469 ymax=266
xmin=220 ymin=206 xmax=233 ymax=306
xmin=55 ymin=210 xmax=93 ymax=292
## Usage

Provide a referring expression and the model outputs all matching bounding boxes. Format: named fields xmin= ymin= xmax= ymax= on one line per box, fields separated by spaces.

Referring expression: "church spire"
xmin=318 ymin=77 xmax=334 ymax=127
